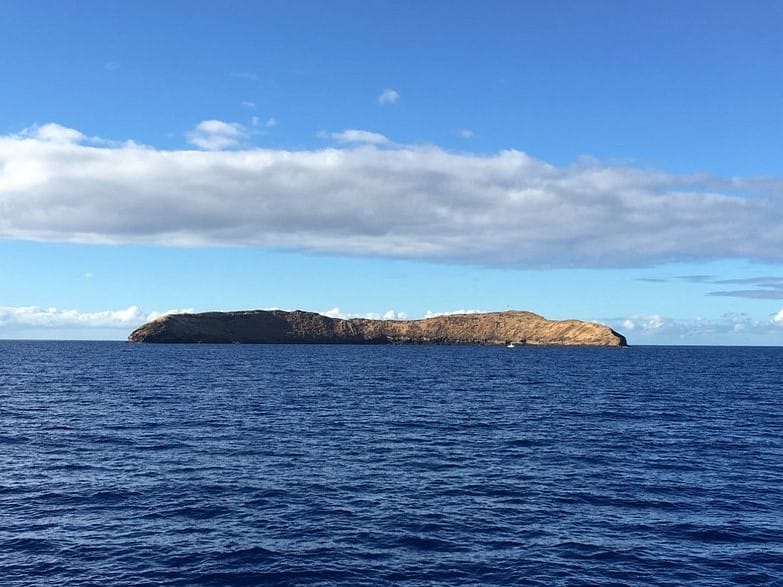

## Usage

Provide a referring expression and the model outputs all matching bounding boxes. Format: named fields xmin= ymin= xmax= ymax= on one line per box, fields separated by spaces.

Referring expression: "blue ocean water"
xmin=1 ymin=342 xmax=781 ymax=586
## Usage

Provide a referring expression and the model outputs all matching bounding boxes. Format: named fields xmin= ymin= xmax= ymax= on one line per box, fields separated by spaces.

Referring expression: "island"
xmin=128 ymin=310 xmax=627 ymax=346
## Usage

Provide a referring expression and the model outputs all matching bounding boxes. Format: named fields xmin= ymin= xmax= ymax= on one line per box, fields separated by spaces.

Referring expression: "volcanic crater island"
xmin=128 ymin=310 xmax=627 ymax=347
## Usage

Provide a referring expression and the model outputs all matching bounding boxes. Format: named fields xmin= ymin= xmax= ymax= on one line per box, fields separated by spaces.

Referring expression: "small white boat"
xmin=506 ymin=342 xmax=515 ymax=348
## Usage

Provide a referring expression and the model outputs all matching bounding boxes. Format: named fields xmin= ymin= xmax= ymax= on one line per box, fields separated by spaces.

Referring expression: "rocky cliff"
xmin=128 ymin=310 xmax=627 ymax=346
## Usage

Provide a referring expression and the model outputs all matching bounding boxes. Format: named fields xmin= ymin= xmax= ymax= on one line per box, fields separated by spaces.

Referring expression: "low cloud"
xmin=0 ymin=305 xmax=193 ymax=330
xmin=612 ymin=311 xmax=783 ymax=342
xmin=322 ymin=308 xmax=480 ymax=321
xmin=322 ymin=307 xmax=408 ymax=320
xmin=21 ymin=123 xmax=86 ymax=144
xmin=378 ymin=88 xmax=399 ymax=105
xmin=186 ymin=120 xmax=247 ymax=150
xmin=329 ymin=129 xmax=389 ymax=145
xmin=3 ymin=123 xmax=783 ymax=268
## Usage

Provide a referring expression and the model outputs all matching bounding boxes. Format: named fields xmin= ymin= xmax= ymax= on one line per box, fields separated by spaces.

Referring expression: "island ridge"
xmin=128 ymin=310 xmax=627 ymax=346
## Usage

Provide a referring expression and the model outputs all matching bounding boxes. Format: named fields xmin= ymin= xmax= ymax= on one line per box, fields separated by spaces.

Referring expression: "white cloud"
xmin=618 ymin=314 xmax=665 ymax=332
xmin=383 ymin=310 xmax=408 ymax=320
xmin=330 ymin=129 xmax=389 ymax=145
xmin=241 ymin=100 xmax=256 ymax=109
xmin=20 ymin=123 xmax=86 ymax=144
xmin=17 ymin=124 xmax=134 ymax=149
xmin=611 ymin=311 xmax=783 ymax=343
xmin=3 ymin=123 xmax=783 ymax=268
xmin=186 ymin=120 xmax=247 ymax=150
xmin=0 ymin=305 xmax=193 ymax=330
xmin=378 ymin=88 xmax=399 ymax=105
xmin=458 ymin=129 xmax=475 ymax=139
xmin=322 ymin=307 xmax=407 ymax=320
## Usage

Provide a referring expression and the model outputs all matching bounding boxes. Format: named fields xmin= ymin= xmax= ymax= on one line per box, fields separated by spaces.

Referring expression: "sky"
xmin=2 ymin=0 xmax=783 ymax=344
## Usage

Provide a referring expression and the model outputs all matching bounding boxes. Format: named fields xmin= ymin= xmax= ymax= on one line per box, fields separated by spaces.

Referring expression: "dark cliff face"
xmin=128 ymin=310 xmax=628 ymax=347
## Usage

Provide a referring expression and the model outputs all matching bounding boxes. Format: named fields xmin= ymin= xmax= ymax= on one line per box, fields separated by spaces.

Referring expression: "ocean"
xmin=1 ymin=341 xmax=781 ymax=586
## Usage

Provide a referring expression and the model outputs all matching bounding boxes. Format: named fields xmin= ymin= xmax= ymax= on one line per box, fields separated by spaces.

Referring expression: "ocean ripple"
xmin=0 ymin=342 xmax=781 ymax=585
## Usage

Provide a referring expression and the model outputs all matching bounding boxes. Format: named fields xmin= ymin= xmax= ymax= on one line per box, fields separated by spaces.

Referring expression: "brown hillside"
xmin=128 ymin=310 xmax=627 ymax=346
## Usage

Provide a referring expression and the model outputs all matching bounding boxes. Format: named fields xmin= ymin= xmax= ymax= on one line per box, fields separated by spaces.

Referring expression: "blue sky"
xmin=2 ymin=0 xmax=783 ymax=344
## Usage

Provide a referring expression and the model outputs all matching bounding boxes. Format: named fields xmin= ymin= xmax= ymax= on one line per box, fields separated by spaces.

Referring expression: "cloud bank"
xmin=0 ymin=305 xmax=193 ymax=331
xmin=2 ymin=123 xmax=783 ymax=268
xmin=614 ymin=310 xmax=783 ymax=342
xmin=3 ymin=302 xmax=782 ymax=343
